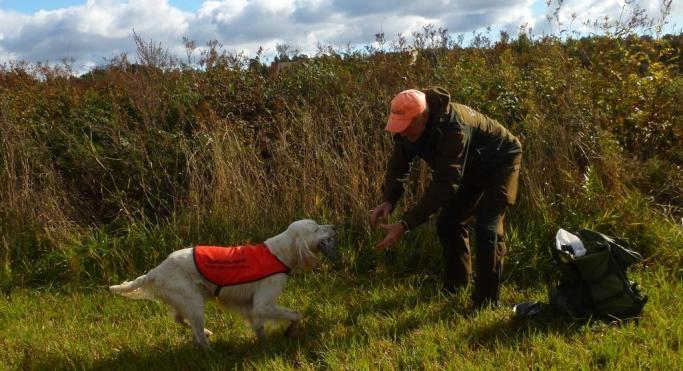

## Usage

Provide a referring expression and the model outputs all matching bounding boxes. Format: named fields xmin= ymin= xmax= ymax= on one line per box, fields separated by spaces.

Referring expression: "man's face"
xmin=399 ymin=111 xmax=428 ymax=142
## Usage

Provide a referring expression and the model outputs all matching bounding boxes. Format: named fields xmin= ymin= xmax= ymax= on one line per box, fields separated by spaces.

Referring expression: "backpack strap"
xmin=549 ymin=248 xmax=596 ymax=312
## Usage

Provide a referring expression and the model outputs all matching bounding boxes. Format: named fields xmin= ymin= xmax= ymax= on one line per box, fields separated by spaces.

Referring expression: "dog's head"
xmin=286 ymin=219 xmax=339 ymax=270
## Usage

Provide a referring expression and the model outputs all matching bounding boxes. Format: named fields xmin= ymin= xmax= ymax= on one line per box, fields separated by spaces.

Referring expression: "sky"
xmin=0 ymin=0 xmax=680 ymax=73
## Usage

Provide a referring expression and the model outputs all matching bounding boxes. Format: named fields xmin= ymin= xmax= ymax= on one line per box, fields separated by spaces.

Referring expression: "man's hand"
xmin=370 ymin=202 xmax=393 ymax=228
xmin=375 ymin=222 xmax=406 ymax=251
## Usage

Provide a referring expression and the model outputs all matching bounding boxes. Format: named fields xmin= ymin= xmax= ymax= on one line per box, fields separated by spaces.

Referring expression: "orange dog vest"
xmin=193 ymin=243 xmax=289 ymax=295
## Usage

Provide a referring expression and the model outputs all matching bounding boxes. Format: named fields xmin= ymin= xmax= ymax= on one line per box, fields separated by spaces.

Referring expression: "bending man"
xmin=370 ymin=87 xmax=522 ymax=309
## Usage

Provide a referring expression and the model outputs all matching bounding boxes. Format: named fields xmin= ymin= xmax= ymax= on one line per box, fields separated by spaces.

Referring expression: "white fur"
xmin=109 ymin=219 xmax=335 ymax=348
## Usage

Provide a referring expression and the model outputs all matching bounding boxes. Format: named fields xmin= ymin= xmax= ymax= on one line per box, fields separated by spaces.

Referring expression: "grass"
xmin=1 ymin=265 xmax=680 ymax=370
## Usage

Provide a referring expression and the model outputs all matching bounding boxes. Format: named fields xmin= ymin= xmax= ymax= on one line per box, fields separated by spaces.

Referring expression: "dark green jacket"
xmin=382 ymin=87 xmax=522 ymax=229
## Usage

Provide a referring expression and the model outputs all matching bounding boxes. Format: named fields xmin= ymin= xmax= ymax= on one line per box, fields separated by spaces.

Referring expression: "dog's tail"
xmin=109 ymin=273 xmax=155 ymax=300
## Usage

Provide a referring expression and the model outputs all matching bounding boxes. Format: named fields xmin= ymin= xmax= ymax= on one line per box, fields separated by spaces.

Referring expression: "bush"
xmin=1 ymin=31 xmax=681 ymax=287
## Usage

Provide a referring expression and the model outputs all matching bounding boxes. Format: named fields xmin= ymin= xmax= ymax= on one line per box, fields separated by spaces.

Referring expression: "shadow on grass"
xmin=465 ymin=305 xmax=644 ymax=352
xmin=465 ymin=310 xmax=585 ymax=351
xmin=25 ymin=270 xmax=609 ymax=369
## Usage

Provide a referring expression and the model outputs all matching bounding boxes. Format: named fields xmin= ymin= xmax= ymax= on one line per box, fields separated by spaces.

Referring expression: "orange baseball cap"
xmin=385 ymin=89 xmax=426 ymax=133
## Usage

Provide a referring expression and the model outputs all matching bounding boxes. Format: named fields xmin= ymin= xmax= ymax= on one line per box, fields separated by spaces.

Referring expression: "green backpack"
xmin=548 ymin=229 xmax=648 ymax=320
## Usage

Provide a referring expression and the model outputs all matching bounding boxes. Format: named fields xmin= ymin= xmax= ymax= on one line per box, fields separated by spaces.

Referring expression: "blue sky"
xmin=0 ymin=0 xmax=552 ymax=14
xmin=0 ymin=0 xmax=204 ymax=13
xmin=0 ymin=0 xmax=679 ymax=73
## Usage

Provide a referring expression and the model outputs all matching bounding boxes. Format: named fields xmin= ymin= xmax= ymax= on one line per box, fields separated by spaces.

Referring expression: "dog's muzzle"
xmin=319 ymin=237 xmax=341 ymax=267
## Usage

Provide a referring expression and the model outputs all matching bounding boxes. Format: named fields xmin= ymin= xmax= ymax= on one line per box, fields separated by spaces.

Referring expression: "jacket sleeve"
xmin=381 ymin=136 xmax=416 ymax=210
xmin=402 ymin=129 xmax=465 ymax=229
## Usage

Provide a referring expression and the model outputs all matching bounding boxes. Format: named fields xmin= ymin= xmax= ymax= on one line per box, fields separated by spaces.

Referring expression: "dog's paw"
xmin=195 ymin=340 xmax=213 ymax=351
xmin=201 ymin=345 xmax=217 ymax=354
xmin=254 ymin=326 xmax=266 ymax=341
xmin=284 ymin=321 xmax=300 ymax=338
xmin=204 ymin=328 xmax=213 ymax=337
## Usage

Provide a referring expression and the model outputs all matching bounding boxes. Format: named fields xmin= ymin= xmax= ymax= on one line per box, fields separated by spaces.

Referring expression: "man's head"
xmin=385 ymin=89 xmax=428 ymax=142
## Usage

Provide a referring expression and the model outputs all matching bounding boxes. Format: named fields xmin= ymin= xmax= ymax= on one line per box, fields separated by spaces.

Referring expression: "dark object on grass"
xmin=512 ymin=301 xmax=545 ymax=318
xmin=548 ymin=229 xmax=648 ymax=320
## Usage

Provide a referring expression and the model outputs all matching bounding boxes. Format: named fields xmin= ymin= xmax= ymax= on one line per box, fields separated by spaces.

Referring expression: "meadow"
xmin=1 ymin=269 xmax=682 ymax=370
xmin=1 ymin=19 xmax=681 ymax=369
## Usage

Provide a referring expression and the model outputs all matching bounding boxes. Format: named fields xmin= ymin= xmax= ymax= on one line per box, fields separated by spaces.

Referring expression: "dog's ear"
xmin=294 ymin=233 xmax=318 ymax=271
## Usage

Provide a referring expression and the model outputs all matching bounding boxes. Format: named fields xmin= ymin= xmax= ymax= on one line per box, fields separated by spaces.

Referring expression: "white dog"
xmin=109 ymin=219 xmax=338 ymax=348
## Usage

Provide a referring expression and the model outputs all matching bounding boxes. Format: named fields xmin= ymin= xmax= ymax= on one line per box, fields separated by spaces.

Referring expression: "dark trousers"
xmin=436 ymin=155 xmax=521 ymax=306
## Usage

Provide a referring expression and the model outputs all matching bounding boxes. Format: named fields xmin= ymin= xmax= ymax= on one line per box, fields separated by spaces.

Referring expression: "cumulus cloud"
xmin=0 ymin=0 xmax=679 ymax=73
xmin=0 ymin=0 xmax=189 ymax=69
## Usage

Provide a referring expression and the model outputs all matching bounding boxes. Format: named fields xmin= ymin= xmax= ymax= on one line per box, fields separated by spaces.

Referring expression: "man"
xmin=370 ymin=87 xmax=522 ymax=309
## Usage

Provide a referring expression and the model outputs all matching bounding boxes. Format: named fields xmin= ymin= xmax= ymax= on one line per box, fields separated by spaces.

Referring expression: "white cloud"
xmin=196 ymin=0 xmax=248 ymax=22
xmin=0 ymin=0 xmax=189 ymax=71
xmin=0 ymin=47 xmax=17 ymax=62
xmin=0 ymin=9 xmax=29 ymax=40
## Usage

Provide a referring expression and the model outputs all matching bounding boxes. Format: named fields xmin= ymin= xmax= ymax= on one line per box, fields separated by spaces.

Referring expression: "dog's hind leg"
xmin=173 ymin=310 xmax=213 ymax=337
xmin=185 ymin=303 xmax=211 ymax=348
xmin=167 ymin=294 xmax=211 ymax=348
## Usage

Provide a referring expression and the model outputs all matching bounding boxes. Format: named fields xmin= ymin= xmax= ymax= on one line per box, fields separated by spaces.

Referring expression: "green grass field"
xmin=2 ymin=266 xmax=680 ymax=370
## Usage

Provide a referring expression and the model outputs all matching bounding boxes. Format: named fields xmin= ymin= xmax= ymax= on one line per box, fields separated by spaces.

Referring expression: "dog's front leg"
xmin=252 ymin=287 xmax=301 ymax=338
xmin=284 ymin=316 xmax=300 ymax=338
xmin=250 ymin=316 xmax=266 ymax=340
xmin=252 ymin=303 xmax=302 ymax=338
xmin=248 ymin=277 xmax=303 ymax=338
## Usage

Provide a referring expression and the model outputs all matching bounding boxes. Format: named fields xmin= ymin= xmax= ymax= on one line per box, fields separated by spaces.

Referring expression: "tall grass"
xmin=0 ymin=25 xmax=681 ymax=287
